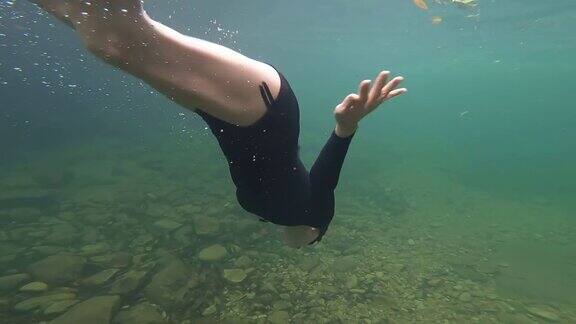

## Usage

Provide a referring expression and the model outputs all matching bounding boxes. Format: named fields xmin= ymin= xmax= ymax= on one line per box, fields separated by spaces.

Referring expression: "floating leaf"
xmin=452 ymin=0 xmax=477 ymax=8
xmin=431 ymin=16 xmax=443 ymax=24
xmin=413 ymin=0 xmax=429 ymax=10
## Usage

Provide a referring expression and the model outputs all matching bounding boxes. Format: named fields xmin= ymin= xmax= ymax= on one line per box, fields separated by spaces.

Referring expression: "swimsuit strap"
xmin=259 ymin=82 xmax=275 ymax=109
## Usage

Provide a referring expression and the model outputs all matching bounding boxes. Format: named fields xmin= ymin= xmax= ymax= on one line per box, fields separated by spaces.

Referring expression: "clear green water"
xmin=1 ymin=0 xmax=575 ymax=323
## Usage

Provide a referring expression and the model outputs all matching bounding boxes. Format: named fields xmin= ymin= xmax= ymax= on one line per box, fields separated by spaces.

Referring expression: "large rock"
xmin=152 ymin=219 xmax=182 ymax=233
xmin=173 ymin=226 xmax=194 ymax=246
xmin=525 ymin=305 xmax=560 ymax=322
xmin=14 ymin=293 xmax=76 ymax=313
xmin=33 ymin=170 xmax=74 ymax=188
xmin=50 ymin=295 xmax=120 ymax=324
xmin=113 ymin=302 xmax=168 ymax=324
xmin=43 ymin=300 xmax=79 ymax=316
xmin=0 ymin=273 xmax=30 ymax=291
xmin=223 ymin=269 xmax=247 ymax=283
xmin=7 ymin=226 xmax=41 ymax=244
xmin=44 ymin=224 xmax=79 ymax=245
xmin=20 ymin=281 xmax=49 ymax=292
xmin=299 ymin=256 xmax=321 ymax=271
xmin=32 ymin=245 xmax=64 ymax=256
xmin=198 ymin=244 xmax=227 ymax=262
xmin=201 ymin=304 xmax=217 ymax=316
xmin=90 ymin=252 xmax=132 ymax=268
xmin=144 ymin=260 xmax=198 ymax=309
xmin=193 ymin=216 xmax=220 ymax=235
xmin=5 ymin=207 xmax=42 ymax=223
xmin=1 ymin=297 xmax=10 ymax=312
xmin=28 ymin=253 xmax=86 ymax=284
xmin=268 ymin=310 xmax=290 ymax=324
xmin=331 ymin=255 xmax=357 ymax=273
xmin=82 ymin=269 xmax=120 ymax=287
xmin=234 ymin=256 xmax=253 ymax=268
xmin=80 ymin=243 xmax=110 ymax=256
xmin=109 ymin=270 xmax=148 ymax=295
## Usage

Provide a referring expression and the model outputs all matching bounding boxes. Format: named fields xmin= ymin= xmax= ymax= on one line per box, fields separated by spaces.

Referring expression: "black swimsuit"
xmin=196 ymin=68 xmax=353 ymax=243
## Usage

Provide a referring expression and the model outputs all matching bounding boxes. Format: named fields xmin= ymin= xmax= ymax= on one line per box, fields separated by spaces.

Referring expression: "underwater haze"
xmin=1 ymin=0 xmax=575 ymax=323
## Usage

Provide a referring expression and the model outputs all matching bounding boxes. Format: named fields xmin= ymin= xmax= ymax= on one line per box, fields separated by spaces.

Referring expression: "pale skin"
xmin=29 ymin=0 xmax=407 ymax=248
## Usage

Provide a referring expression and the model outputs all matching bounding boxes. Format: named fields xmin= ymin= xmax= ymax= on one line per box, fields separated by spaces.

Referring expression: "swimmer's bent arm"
xmin=305 ymin=71 xmax=407 ymax=241
xmin=320 ymin=71 xmax=407 ymax=190
xmin=314 ymin=70 xmax=408 ymax=191
xmin=310 ymin=71 xmax=407 ymax=214
xmin=310 ymin=70 xmax=408 ymax=196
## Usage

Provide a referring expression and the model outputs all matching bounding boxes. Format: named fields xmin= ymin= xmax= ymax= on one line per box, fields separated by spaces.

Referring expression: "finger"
xmin=348 ymin=94 xmax=361 ymax=109
xmin=368 ymin=71 xmax=389 ymax=102
xmin=357 ymin=80 xmax=371 ymax=106
xmin=340 ymin=94 xmax=360 ymax=110
xmin=351 ymin=98 xmax=365 ymax=111
xmin=381 ymin=76 xmax=404 ymax=98
xmin=385 ymin=88 xmax=408 ymax=100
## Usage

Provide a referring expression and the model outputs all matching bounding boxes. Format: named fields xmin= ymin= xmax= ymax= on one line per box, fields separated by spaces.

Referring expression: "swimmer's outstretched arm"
xmin=28 ymin=0 xmax=280 ymax=126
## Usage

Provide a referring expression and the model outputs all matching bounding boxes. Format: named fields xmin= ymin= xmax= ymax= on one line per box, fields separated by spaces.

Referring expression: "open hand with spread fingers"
xmin=334 ymin=71 xmax=407 ymax=137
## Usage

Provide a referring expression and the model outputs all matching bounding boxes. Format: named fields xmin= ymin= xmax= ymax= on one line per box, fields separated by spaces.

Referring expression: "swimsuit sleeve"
xmin=307 ymin=130 xmax=355 ymax=243
xmin=310 ymin=130 xmax=355 ymax=191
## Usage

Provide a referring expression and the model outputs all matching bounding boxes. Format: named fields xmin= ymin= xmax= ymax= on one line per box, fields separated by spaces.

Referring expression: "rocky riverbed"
xmin=1 ymin=138 xmax=575 ymax=324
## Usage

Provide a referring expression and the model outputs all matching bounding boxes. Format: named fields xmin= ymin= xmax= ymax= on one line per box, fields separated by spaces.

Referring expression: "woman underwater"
xmin=29 ymin=0 xmax=407 ymax=247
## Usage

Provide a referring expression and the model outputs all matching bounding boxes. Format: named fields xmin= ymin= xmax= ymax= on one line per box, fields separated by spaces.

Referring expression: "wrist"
xmin=335 ymin=123 xmax=357 ymax=138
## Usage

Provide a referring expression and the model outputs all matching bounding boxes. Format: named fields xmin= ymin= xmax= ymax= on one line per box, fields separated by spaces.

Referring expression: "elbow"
xmin=282 ymin=225 xmax=320 ymax=248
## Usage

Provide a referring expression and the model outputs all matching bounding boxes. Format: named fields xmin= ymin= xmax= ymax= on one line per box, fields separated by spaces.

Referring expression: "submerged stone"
xmin=272 ymin=300 xmax=291 ymax=311
xmin=13 ymin=293 xmax=76 ymax=313
xmin=198 ymin=244 xmax=227 ymax=262
xmin=0 ymin=297 xmax=9 ymax=312
xmin=109 ymin=270 xmax=148 ymax=295
xmin=193 ymin=216 xmax=220 ymax=235
xmin=202 ymin=304 xmax=217 ymax=316
xmin=234 ymin=255 xmax=253 ymax=268
xmin=299 ymin=256 xmax=321 ymax=271
xmin=81 ymin=268 xmax=120 ymax=287
xmin=19 ymin=281 xmax=48 ymax=292
xmin=113 ymin=302 xmax=168 ymax=324
xmin=458 ymin=292 xmax=472 ymax=302
xmin=427 ymin=278 xmax=443 ymax=287
xmin=50 ymin=295 xmax=121 ymax=324
xmin=345 ymin=275 xmax=358 ymax=289
xmin=153 ymin=219 xmax=183 ymax=233
xmin=80 ymin=243 xmax=110 ymax=256
xmin=44 ymin=224 xmax=78 ymax=245
xmin=5 ymin=207 xmax=42 ymax=223
xmin=223 ymin=269 xmax=247 ymax=283
xmin=526 ymin=305 xmax=560 ymax=322
xmin=32 ymin=245 xmax=63 ymax=256
xmin=144 ymin=260 xmax=198 ymax=309
xmin=269 ymin=310 xmax=290 ymax=324
xmin=173 ymin=226 xmax=194 ymax=246
xmin=90 ymin=252 xmax=132 ymax=268
xmin=43 ymin=299 xmax=79 ymax=315
xmin=27 ymin=253 xmax=86 ymax=284
xmin=0 ymin=273 xmax=30 ymax=291
xmin=331 ymin=255 xmax=357 ymax=272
